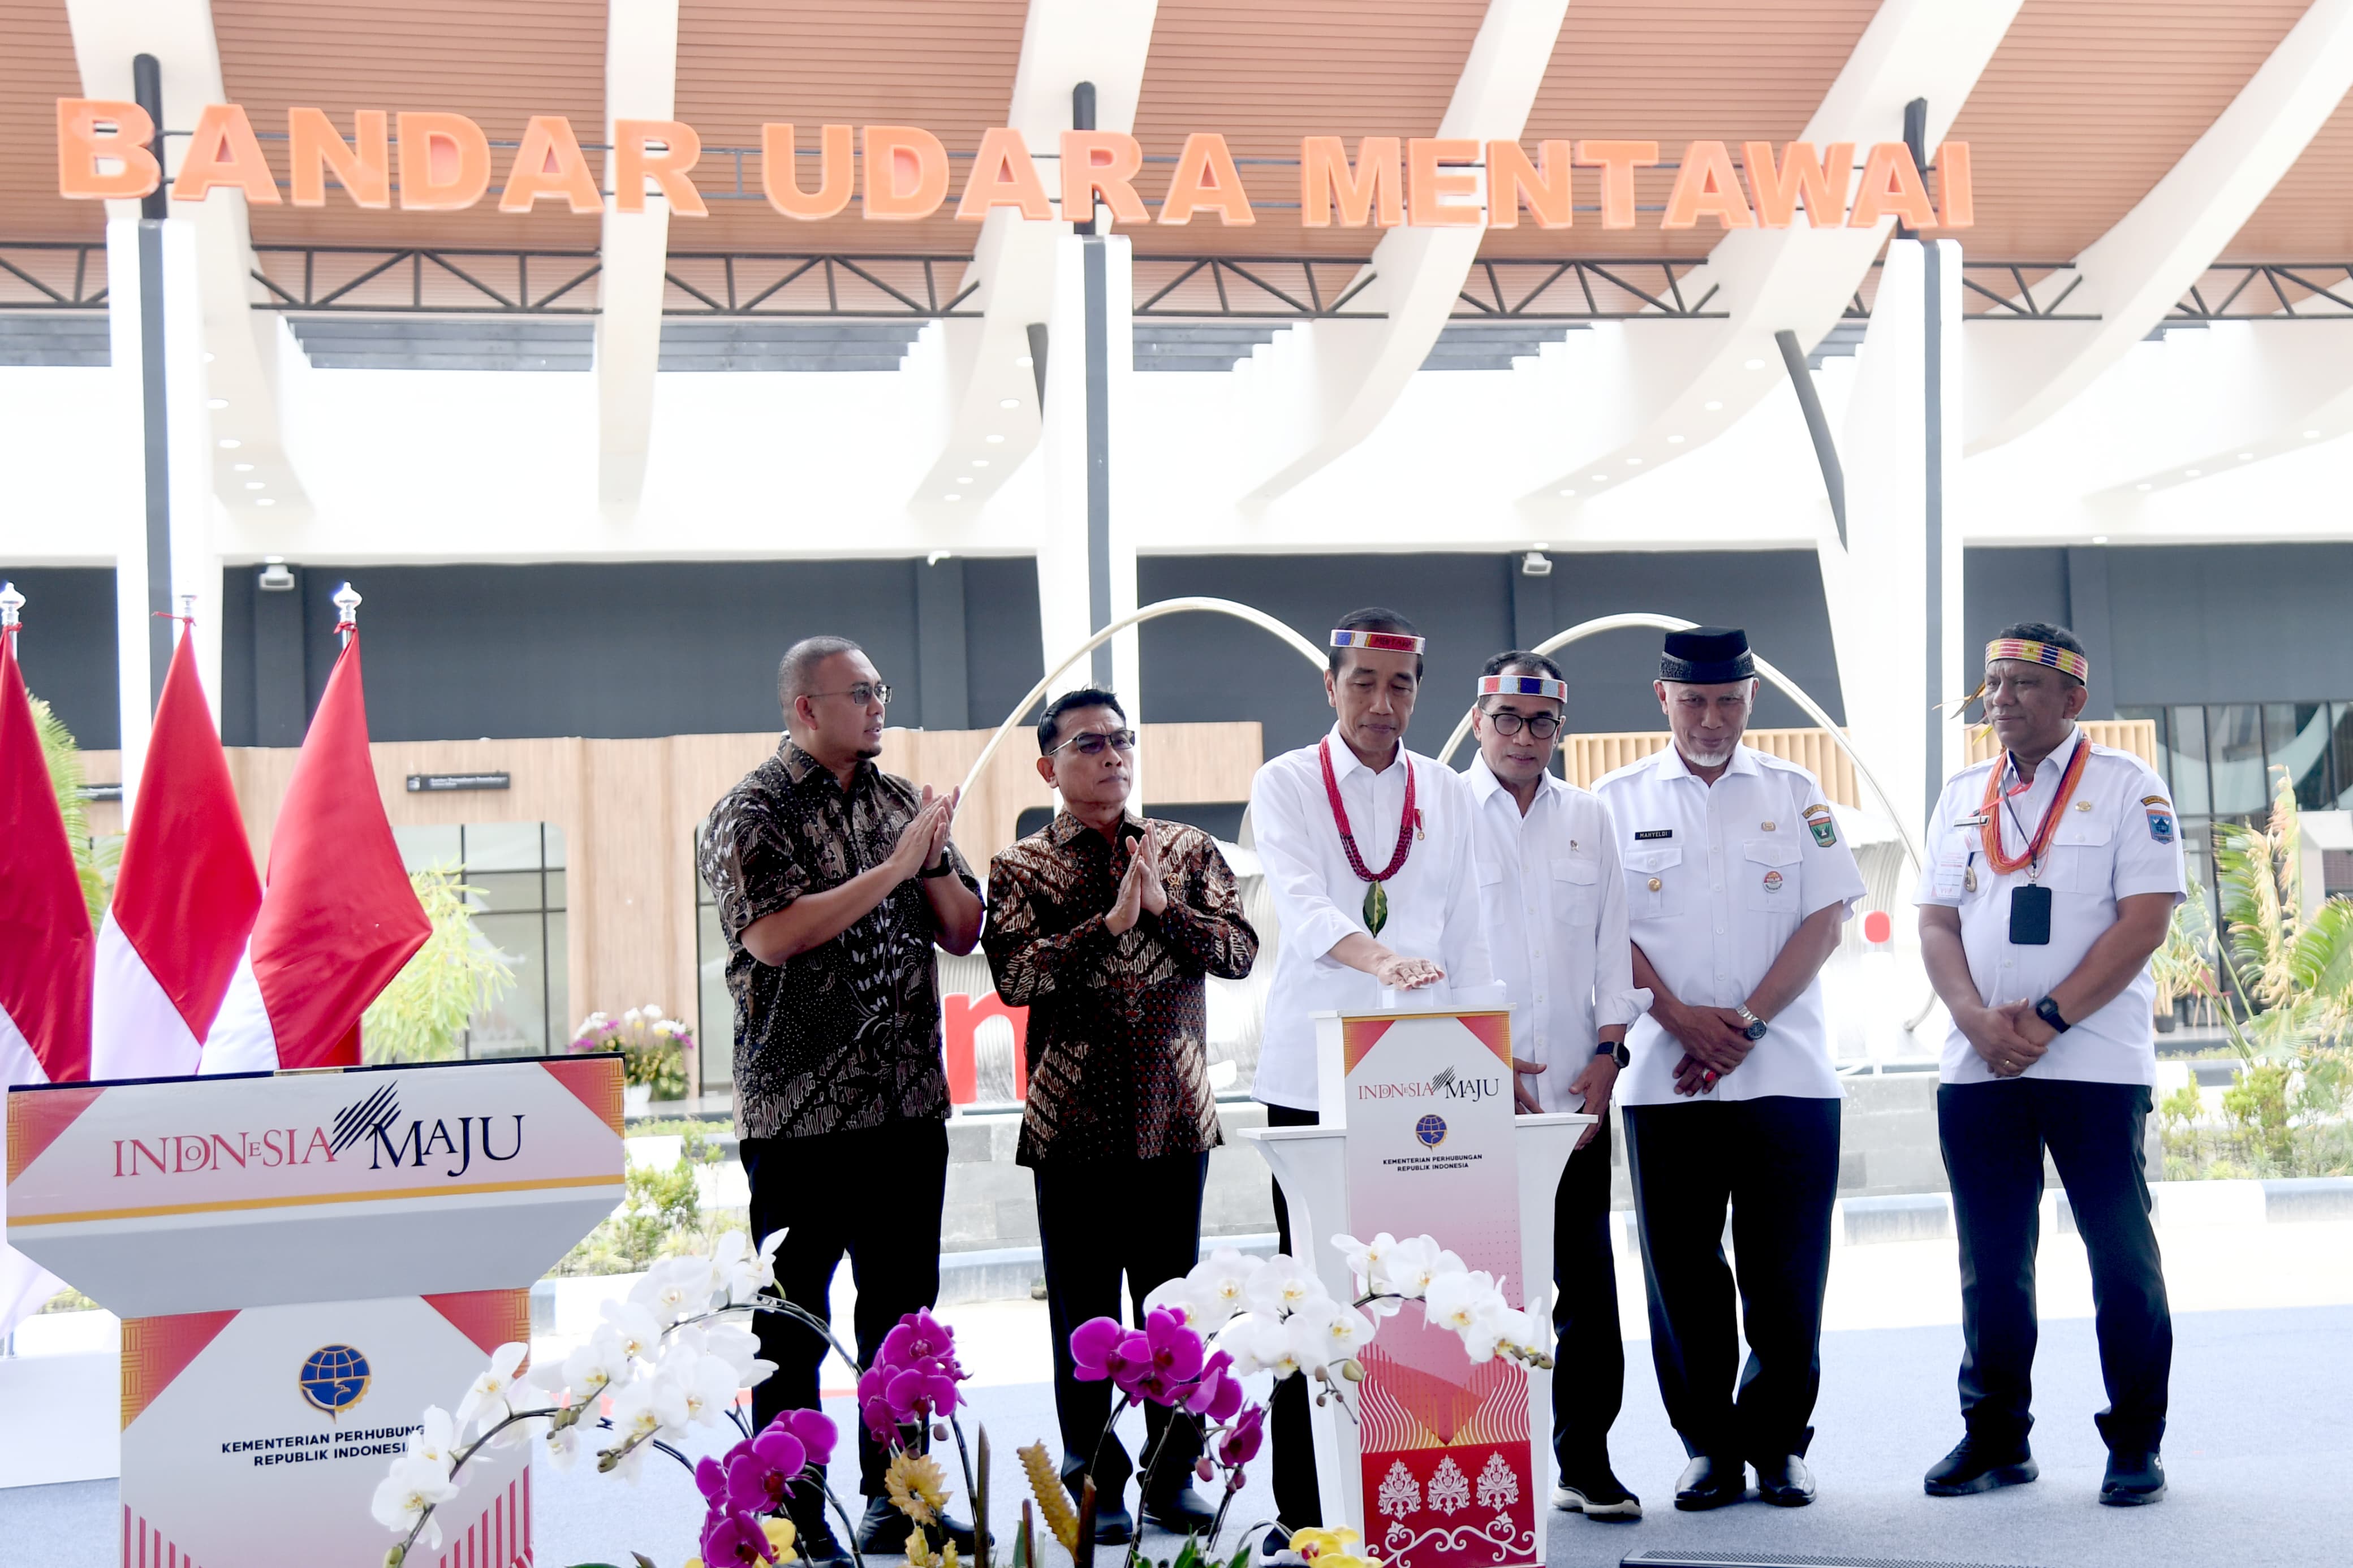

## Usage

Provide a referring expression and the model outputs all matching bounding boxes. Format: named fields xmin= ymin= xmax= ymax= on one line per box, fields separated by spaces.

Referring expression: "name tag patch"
xmin=1635 ymin=828 xmax=1674 ymax=841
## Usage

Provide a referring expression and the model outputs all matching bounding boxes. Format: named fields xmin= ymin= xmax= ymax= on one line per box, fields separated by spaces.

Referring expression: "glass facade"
xmin=392 ymin=822 xmax=568 ymax=1056
xmin=695 ymin=834 xmax=734 ymax=1091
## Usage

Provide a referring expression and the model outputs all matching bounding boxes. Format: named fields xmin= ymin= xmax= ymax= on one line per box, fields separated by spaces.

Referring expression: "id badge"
xmin=2009 ymin=883 xmax=2053 ymax=946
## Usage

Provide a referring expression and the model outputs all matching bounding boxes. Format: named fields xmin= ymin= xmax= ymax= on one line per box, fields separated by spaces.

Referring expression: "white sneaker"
xmin=1552 ymin=1475 xmax=1643 ymax=1519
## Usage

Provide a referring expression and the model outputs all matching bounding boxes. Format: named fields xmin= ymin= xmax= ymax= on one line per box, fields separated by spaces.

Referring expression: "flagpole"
xmin=333 ymin=581 xmax=361 ymax=649
xmin=0 ymin=581 xmax=21 ymax=636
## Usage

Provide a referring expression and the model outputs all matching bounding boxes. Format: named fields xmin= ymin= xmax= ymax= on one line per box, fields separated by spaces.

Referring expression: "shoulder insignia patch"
xmin=2141 ymin=794 xmax=2170 ymax=808
xmin=1803 ymin=802 xmax=1837 ymax=848
xmin=2146 ymin=803 xmax=2177 ymax=844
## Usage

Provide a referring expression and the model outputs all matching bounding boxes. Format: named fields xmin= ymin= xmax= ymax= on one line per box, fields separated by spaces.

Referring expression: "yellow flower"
xmin=1018 ymin=1441 xmax=1080 ymax=1553
xmin=907 ymin=1531 xmax=937 ymax=1568
xmin=1318 ymin=1555 xmax=1382 ymax=1568
xmin=684 ymin=1560 xmax=704 ymax=1568
xmin=886 ymin=1449 xmax=949 ymax=1527
xmin=1288 ymin=1527 xmax=1363 ymax=1561
xmin=943 ymin=1544 xmax=959 ymax=1568
xmin=762 ymin=1516 xmax=799 ymax=1563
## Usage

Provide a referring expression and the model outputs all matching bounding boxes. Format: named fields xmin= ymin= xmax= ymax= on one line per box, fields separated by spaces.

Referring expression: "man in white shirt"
xmin=1463 ymin=651 xmax=1647 ymax=1522
xmin=1915 ymin=623 xmax=2182 ymax=1508
xmin=1248 ymin=606 xmax=1494 ymax=1537
xmin=1592 ymin=627 xmax=1865 ymax=1513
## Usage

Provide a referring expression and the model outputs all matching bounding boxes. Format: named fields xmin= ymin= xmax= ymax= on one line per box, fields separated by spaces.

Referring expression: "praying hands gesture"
xmin=887 ymin=785 xmax=960 ymax=882
xmin=1105 ymin=827 xmax=1169 ymax=935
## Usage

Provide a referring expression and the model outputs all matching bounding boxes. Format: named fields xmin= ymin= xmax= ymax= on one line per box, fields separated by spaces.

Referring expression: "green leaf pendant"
xmin=1364 ymin=880 xmax=1389 ymax=936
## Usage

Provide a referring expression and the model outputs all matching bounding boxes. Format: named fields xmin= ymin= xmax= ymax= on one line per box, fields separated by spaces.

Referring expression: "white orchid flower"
xmin=600 ymin=1298 xmax=662 ymax=1362
xmin=1489 ymin=1305 xmax=1541 ymax=1357
xmin=1183 ymin=1247 xmax=1261 ymax=1327
xmin=613 ymin=1363 xmax=692 ymax=1442
xmin=455 ymin=1342 xmax=529 ymax=1431
xmin=1423 ymin=1270 xmax=1500 ymax=1337
xmin=1253 ymin=1315 xmax=1305 ymax=1381
xmin=1142 ymin=1275 xmax=1211 ymax=1329
xmin=405 ymin=1406 xmax=457 ymax=1468
xmin=372 ymin=1454 xmax=459 ymax=1545
xmin=1245 ymin=1254 xmax=1326 ymax=1319
xmin=1329 ymin=1231 xmax=1400 ymax=1295
xmin=755 ymin=1228 xmax=787 ymax=1291
xmin=1288 ymin=1300 xmax=1377 ymax=1367
xmin=562 ymin=1328 xmax=631 ymax=1402
xmin=633 ymin=1255 xmax=712 ymax=1321
xmin=643 ymin=1001 xmax=665 ymax=1018
xmin=544 ymin=1423 xmax=581 ymax=1471
xmin=1384 ymin=1236 xmax=1466 ymax=1298
xmin=712 ymin=1231 xmax=761 ymax=1303
xmin=697 ymin=1320 xmax=763 ymax=1377
xmin=676 ymin=1350 xmax=742 ymax=1427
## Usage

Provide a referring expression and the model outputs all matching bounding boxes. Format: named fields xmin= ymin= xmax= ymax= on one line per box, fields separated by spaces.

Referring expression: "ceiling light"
xmin=2092 ymin=534 xmax=2109 ymax=543
xmin=2304 ymin=429 xmax=2323 ymax=439
xmin=2136 ymin=482 xmax=2152 ymax=491
xmin=1743 ymin=358 xmax=1765 ymax=370
xmin=2238 ymin=452 xmax=2253 ymax=461
xmin=232 ymin=462 xmax=253 ymax=472
xmin=2184 ymin=468 xmax=2200 ymax=477
xmin=956 ymin=477 xmax=973 ymax=486
xmin=945 ymin=494 xmax=961 ymax=502
xmin=971 ymin=459 xmax=989 ymax=468
xmin=1704 ymin=400 xmax=1723 ymax=411
xmin=244 ymin=481 xmax=264 ymax=490
xmin=206 ymin=398 xmax=228 ymax=409
xmin=998 ymin=398 xmax=1020 ymax=409
xmin=1590 ymin=473 xmax=1608 ymax=482
xmin=201 ymin=351 xmax=216 ymax=363
xmin=1667 ymin=434 xmax=1685 ymax=444
xmin=1625 ymin=456 xmax=1643 ymax=466
xmin=986 ymin=434 xmax=1005 ymax=444
xmin=1557 ymin=489 xmax=1576 ymax=498
xmin=1015 ymin=355 xmax=1033 ymax=368
xmin=255 ymin=498 xmax=274 ymax=507
xmin=218 ymin=438 xmax=240 ymax=449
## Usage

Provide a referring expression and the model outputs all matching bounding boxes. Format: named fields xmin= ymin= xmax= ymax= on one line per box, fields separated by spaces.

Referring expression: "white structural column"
xmin=1514 ymin=0 xmax=2019 ymax=507
xmin=1239 ymin=0 xmax=1570 ymax=502
xmin=1967 ymin=0 xmax=2353 ymax=455
xmin=909 ymin=0 xmax=1157 ymax=517
xmin=597 ymin=0 xmax=682 ymax=511
xmin=1036 ymin=236 xmax=1140 ymax=709
xmin=1818 ymin=238 xmax=1962 ymax=843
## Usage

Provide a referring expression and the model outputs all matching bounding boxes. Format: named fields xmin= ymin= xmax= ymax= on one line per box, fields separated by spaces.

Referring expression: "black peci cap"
xmin=1661 ymin=626 xmax=1754 ymax=684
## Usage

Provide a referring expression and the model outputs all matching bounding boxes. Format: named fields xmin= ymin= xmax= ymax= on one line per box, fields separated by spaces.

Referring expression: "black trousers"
xmin=1938 ymin=1079 xmax=2171 ymax=1454
xmin=743 ymin=1118 xmax=949 ymax=1497
xmin=1621 ymin=1096 xmax=1840 ymax=1463
xmin=1035 ymin=1152 xmax=1210 ymax=1499
xmin=1265 ymin=1103 xmax=1322 ymax=1532
xmin=1552 ymin=1121 xmax=1625 ymax=1474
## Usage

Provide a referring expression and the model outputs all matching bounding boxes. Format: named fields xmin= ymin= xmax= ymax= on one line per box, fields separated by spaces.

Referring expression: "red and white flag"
xmin=203 ymin=632 xmax=429 ymax=1073
xmin=1 ymin=611 xmax=90 ymax=1333
xmin=90 ymin=623 xmax=262 ymax=1079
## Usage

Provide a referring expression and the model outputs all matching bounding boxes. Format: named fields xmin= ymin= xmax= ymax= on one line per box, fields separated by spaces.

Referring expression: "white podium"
xmin=1240 ymin=1001 xmax=1587 ymax=1568
xmin=6 ymin=1055 xmax=626 ymax=1568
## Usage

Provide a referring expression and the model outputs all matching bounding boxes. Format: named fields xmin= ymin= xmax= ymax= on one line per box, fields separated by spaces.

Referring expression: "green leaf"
xmin=359 ymin=867 xmax=519 ymax=1063
xmin=1363 ymin=880 xmax=1387 ymax=936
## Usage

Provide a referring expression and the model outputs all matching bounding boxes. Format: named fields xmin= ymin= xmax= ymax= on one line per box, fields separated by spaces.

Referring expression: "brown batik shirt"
xmin=984 ymin=813 xmax=1260 ymax=1166
xmin=699 ymin=741 xmax=977 ymax=1142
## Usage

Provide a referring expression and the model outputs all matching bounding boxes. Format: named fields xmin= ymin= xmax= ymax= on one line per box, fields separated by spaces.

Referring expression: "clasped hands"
xmin=1959 ymin=999 xmax=2057 ymax=1078
xmin=888 ymin=785 xmax=960 ymax=880
xmin=1104 ymin=827 xmax=1171 ymax=935
xmin=1652 ymin=995 xmax=1759 ymax=1098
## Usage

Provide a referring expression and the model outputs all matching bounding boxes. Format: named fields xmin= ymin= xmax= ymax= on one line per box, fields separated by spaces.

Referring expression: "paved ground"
xmin=12 ymin=1223 xmax=2353 ymax=1568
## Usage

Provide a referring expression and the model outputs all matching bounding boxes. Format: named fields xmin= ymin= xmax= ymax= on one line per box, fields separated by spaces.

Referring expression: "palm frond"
xmin=29 ymin=694 xmax=113 ymax=927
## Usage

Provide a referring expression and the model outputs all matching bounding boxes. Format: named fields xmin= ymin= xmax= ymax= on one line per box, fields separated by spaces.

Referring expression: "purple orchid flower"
xmin=1183 ymin=1349 xmax=1244 ymax=1423
xmin=726 ymin=1425 xmax=809 ymax=1513
xmin=696 ymin=1454 xmax=731 ymax=1508
xmin=881 ymin=1308 xmax=964 ymax=1379
xmin=1132 ymin=1307 xmax=1205 ymax=1404
xmin=774 ymin=1406 xmax=839 ymax=1468
xmin=701 ymin=1505 xmax=779 ymax=1567
xmin=856 ymin=1367 xmax=898 ymax=1443
xmin=885 ymin=1359 xmax=961 ymax=1423
xmin=1217 ymin=1403 xmax=1266 ymax=1468
xmin=1071 ymin=1317 xmax=1134 ymax=1383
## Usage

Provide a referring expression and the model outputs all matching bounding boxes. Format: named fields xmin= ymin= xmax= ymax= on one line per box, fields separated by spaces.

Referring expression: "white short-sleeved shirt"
xmin=1593 ymin=743 xmax=1867 ymax=1105
xmin=1914 ymin=728 xmax=2186 ymax=1087
xmin=1463 ymin=755 xmax=1649 ymax=1113
xmin=1249 ymin=725 xmax=1495 ymax=1112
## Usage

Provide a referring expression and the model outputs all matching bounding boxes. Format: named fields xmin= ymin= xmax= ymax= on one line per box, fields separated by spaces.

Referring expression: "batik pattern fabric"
xmin=984 ymin=813 xmax=1260 ymax=1166
xmin=699 ymin=741 xmax=976 ymax=1141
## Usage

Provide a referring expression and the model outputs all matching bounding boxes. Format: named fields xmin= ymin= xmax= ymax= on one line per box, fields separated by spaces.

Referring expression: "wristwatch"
xmin=1596 ymin=1039 xmax=1630 ymax=1069
xmin=1734 ymin=1003 xmax=1769 ymax=1042
xmin=916 ymin=857 xmax=955 ymax=879
xmin=2033 ymin=996 xmax=2071 ymax=1034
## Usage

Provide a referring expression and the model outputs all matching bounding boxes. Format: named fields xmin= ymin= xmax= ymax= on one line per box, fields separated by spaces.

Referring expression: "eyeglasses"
xmin=1486 ymin=711 xmax=1561 ymax=739
xmin=808 ymin=683 xmax=891 ymax=707
xmin=1052 ymin=728 xmax=1137 ymax=758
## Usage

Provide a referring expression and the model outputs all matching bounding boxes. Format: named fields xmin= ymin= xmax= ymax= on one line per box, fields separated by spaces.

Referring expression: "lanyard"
xmin=1978 ymin=738 xmax=2088 ymax=879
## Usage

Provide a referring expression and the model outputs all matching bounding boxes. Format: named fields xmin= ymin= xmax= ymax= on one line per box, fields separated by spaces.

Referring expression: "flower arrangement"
xmin=573 ymin=1005 xmax=693 ymax=1100
xmin=1033 ymin=1232 xmax=1549 ymax=1568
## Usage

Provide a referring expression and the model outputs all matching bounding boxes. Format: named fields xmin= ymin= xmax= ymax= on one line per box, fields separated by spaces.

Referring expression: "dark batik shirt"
xmin=699 ymin=741 xmax=977 ymax=1141
xmin=984 ymin=813 xmax=1260 ymax=1166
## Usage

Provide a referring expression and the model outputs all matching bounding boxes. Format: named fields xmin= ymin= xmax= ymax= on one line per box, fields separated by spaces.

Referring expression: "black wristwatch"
xmin=916 ymin=857 xmax=954 ymax=879
xmin=1735 ymin=1003 xmax=1769 ymax=1042
xmin=2033 ymin=996 xmax=2071 ymax=1033
xmin=1596 ymin=1039 xmax=1630 ymax=1069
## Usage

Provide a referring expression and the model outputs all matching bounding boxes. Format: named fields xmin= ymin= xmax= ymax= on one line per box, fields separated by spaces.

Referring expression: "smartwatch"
xmin=2032 ymin=996 xmax=2071 ymax=1034
xmin=916 ymin=857 xmax=955 ymax=879
xmin=1596 ymin=1039 xmax=1630 ymax=1069
xmin=1734 ymin=1003 xmax=1769 ymax=1042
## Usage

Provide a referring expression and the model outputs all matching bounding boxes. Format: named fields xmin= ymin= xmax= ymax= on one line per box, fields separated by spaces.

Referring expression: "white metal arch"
xmin=956 ymin=596 xmax=1327 ymax=802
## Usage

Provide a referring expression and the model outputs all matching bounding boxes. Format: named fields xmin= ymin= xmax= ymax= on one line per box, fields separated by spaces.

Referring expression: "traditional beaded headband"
xmin=1477 ymin=673 xmax=1567 ymax=702
xmin=1985 ymin=637 xmax=2089 ymax=684
xmin=1330 ymin=629 xmax=1426 ymax=654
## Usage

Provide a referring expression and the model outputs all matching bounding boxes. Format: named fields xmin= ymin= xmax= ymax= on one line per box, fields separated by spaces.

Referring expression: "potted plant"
xmin=574 ymin=1005 xmax=694 ymax=1113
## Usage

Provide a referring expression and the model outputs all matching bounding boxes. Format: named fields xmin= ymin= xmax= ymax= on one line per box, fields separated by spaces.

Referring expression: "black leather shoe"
xmin=1062 ymin=1467 xmax=1135 ymax=1544
xmin=1672 ymin=1455 xmax=1746 ymax=1511
xmin=1550 ymin=1463 xmax=1641 ymax=1520
xmin=1143 ymin=1484 xmax=1219 ymax=1535
xmin=2100 ymin=1450 xmax=2166 ymax=1506
xmin=855 ymin=1497 xmax=981 ymax=1554
xmin=1923 ymin=1435 xmax=2039 ymax=1497
xmin=1752 ymin=1455 xmax=1815 ymax=1507
xmin=785 ymin=1492 xmax=852 ymax=1568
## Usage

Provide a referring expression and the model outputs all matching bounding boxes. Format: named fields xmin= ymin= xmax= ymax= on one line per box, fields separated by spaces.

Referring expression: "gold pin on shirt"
xmin=2075 ymin=800 xmax=2093 ymax=811
xmin=1964 ymin=866 xmax=1978 ymax=892
xmin=1648 ymin=877 xmax=1663 ymax=891
xmin=1762 ymin=820 xmax=1776 ymax=831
